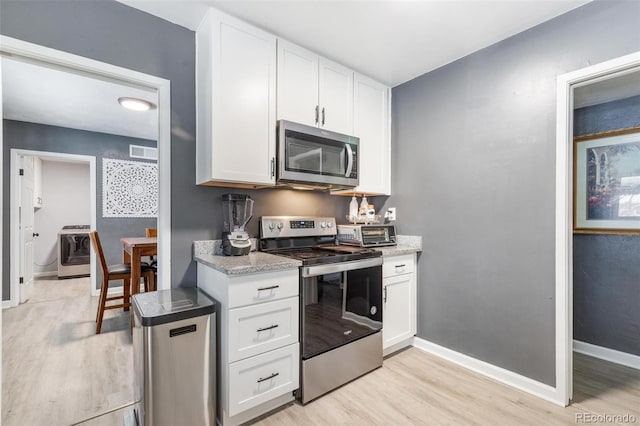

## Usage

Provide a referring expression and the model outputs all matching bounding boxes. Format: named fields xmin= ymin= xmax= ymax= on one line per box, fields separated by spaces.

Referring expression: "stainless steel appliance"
xmin=260 ymin=216 xmax=382 ymax=404
xmin=132 ymin=287 xmax=216 ymax=426
xmin=277 ymin=120 xmax=359 ymax=190
xmin=337 ymin=224 xmax=397 ymax=247
xmin=57 ymin=225 xmax=91 ymax=278
xmin=221 ymin=194 xmax=254 ymax=256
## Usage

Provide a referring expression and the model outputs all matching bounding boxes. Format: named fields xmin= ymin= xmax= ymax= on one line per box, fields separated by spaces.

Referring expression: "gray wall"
xmin=386 ymin=0 xmax=640 ymax=386
xmin=0 ymin=0 xmax=349 ymax=293
xmin=3 ymin=120 xmax=157 ymax=295
xmin=573 ymin=95 xmax=640 ymax=356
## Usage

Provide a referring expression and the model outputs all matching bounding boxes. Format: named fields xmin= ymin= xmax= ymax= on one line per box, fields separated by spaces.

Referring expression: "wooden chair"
xmin=89 ymin=231 xmax=155 ymax=334
xmin=145 ymin=228 xmax=157 ymax=238
xmin=145 ymin=228 xmax=158 ymax=269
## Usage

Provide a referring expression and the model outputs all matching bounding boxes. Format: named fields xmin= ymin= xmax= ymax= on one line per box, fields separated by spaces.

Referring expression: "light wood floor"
xmin=2 ymin=277 xmax=134 ymax=426
xmin=3 ymin=278 xmax=639 ymax=425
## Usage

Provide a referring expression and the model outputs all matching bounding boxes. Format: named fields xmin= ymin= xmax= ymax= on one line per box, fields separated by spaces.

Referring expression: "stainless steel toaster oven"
xmin=336 ymin=224 xmax=396 ymax=247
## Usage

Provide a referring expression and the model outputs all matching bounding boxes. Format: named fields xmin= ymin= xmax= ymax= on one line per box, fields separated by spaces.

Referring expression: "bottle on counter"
xmin=359 ymin=196 xmax=369 ymax=216
xmin=349 ymin=196 xmax=359 ymax=219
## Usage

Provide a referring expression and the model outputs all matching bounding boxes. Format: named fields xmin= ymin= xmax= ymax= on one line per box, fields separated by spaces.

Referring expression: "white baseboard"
xmin=2 ymin=300 xmax=16 ymax=309
xmin=412 ymin=337 xmax=562 ymax=406
xmin=573 ymin=340 xmax=640 ymax=370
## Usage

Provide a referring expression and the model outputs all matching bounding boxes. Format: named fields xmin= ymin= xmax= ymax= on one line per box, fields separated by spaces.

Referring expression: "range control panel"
xmin=260 ymin=216 xmax=337 ymax=239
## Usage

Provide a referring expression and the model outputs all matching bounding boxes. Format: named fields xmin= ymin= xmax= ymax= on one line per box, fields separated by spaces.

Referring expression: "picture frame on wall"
xmin=574 ymin=130 xmax=640 ymax=235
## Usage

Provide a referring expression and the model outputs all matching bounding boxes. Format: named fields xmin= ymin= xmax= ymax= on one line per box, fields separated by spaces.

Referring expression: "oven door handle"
xmin=301 ymin=257 xmax=382 ymax=277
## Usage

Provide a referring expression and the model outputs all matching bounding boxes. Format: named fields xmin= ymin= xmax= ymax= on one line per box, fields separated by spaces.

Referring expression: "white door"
xmin=19 ymin=155 xmax=36 ymax=303
xmin=383 ymin=274 xmax=414 ymax=349
xmin=318 ymin=57 xmax=353 ymax=135
xmin=277 ymin=39 xmax=319 ymax=127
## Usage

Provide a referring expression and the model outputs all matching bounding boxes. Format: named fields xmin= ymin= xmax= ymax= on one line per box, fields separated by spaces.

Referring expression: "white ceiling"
xmin=2 ymin=57 xmax=158 ymax=141
xmin=118 ymin=0 xmax=592 ymax=87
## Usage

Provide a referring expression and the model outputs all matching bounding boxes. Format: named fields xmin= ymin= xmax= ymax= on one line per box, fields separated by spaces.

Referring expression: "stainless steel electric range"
xmin=260 ymin=216 xmax=383 ymax=404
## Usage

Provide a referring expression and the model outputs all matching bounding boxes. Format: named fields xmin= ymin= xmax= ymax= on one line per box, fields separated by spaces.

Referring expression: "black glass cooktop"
xmin=268 ymin=245 xmax=381 ymax=266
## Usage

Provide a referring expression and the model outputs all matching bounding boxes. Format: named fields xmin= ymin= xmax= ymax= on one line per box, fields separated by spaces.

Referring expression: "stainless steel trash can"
xmin=131 ymin=287 xmax=216 ymax=426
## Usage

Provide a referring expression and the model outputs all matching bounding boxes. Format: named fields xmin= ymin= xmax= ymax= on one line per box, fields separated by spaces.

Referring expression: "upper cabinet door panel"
xmin=353 ymin=74 xmax=391 ymax=195
xmin=318 ymin=57 xmax=353 ymax=135
xmin=212 ymin=15 xmax=276 ymax=184
xmin=277 ymin=40 xmax=319 ymax=127
xmin=196 ymin=9 xmax=276 ymax=186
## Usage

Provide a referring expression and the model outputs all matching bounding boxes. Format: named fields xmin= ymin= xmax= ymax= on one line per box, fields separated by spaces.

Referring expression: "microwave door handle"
xmin=345 ymin=144 xmax=353 ymax=177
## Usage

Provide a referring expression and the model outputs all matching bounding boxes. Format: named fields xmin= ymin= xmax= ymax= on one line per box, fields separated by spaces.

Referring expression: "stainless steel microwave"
xmin=277 ymin=120 xmax=359 ymax=190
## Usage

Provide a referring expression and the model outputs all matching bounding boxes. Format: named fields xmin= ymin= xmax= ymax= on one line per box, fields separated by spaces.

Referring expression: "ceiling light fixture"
xmin=118 ymin=97 xmax=154 ymax=111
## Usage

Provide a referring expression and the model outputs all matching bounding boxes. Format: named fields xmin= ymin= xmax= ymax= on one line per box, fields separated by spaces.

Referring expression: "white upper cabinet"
xmin=334 ymin=73 xmax=391 ymax=196
xmin=276 ymin=40 xmax=319 ymax=128
xmin=196 ymin=9 xmax=277 ymax=187
xmin=277 ymin=39 xmax=353 ymax=135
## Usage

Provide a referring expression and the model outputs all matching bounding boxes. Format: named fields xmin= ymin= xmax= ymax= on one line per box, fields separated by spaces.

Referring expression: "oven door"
xmin=300 ymin=258 xmax=382 ymax=360
xmin=278 ymin=120 xmax=359 ymax=188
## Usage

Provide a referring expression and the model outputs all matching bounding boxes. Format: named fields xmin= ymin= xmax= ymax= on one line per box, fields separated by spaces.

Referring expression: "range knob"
xmin=320 ymin=221 xmax=326 ymax=228
xmin=277 ymin=222 xmax=284 ymax=230
xmin=327 ymin=222 xmax=333 ymax=228
xmin=268 ymin=222 xmax=275 ymax=231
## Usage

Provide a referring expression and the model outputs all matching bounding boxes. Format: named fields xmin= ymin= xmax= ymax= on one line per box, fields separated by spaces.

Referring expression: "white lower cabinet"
xmin=197 ymin=264 xmax=300 ymax=425
xmin=228 ymin=343 xmax=299 ymax=416
xmin=383 ymin=253 xmax=417 ymax=355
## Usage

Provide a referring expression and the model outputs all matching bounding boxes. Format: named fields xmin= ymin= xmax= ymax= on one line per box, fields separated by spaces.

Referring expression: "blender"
xmin=221 ymin=194 xmax=254 ymax=256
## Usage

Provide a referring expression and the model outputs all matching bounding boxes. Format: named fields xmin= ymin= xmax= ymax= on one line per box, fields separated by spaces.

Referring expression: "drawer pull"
xmin=395 ymin=264 xmax=406 ymax=268
xmin=257 ymin=372 xmax=279 ymax=383
xmin=257 ymin=285 xmax=280 ymax=291
xmin=257 ymin=324 xmax=279 ymax=332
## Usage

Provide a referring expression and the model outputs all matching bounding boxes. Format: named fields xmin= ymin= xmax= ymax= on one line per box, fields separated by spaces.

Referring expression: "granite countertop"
xmin=194 ymin=251 xmax=301 ymax=275
xmin=194 ymin=234 xmax=421 ymax=275
xmin=376 ymin=235 xmax=422 ymax=257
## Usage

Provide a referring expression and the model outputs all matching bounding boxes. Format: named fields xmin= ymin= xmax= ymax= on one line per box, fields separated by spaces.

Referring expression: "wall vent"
xmin=129 ymin=144 xmax=157 ymax=160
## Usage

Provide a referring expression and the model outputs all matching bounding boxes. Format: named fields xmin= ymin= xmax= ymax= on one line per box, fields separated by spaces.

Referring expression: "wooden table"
xmin=121 ymin=237 xmax=157 ymax=299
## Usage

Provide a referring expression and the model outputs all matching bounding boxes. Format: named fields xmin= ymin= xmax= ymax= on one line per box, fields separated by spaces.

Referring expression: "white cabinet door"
xmin=352 ymin=74 xmax=390 ymax=195
xmin=318 ymin=57 xmax=353 ymax=135
xmin=277 ymin=40 xmax=319 ymax=127
xmin=33 ymin=156 xmax=43 ymax=208
xmin=331 ymin=73 xmax=391 ymax=196
xmin=196 ymin=9 xmax=276 ymax=186
xmin=383 ymin=273 xmax=416 ymax=350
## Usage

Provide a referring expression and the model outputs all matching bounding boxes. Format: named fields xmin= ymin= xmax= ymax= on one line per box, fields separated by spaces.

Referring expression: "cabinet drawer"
xmin=228 ymin=343 xmax=299 ymax=416
xmin=228 ymin=297 xmax=299 ymax=362
xmin=228 ymin=270 xmax=299 ymax=308
xmin=383 ymin=254 xmax=415 ymax=278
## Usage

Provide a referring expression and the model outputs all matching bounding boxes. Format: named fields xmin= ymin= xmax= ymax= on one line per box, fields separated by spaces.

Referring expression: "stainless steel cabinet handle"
xmin=315 ymin=105 xmax=319 ymax=124
xmin=257 ymin=372 xmax=279 ymax=383
xmin=271 ymin=157 xmax=275 ymax=177
xmin=384 ymin=286 xmax=388 ymax=303
xmin=321 ymin=107 xmax=325 ymax=125
xmin=257 ymin=324 xmax=279 ymax=332
xmin=257 ymin=285 xmax=279 ymax=291
xmin=395 ymin=264 xmax=406 ymax=268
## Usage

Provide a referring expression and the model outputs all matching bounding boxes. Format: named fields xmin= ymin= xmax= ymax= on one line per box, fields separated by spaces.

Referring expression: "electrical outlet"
xmin=387 ymin=207 xmax=396 ymax=221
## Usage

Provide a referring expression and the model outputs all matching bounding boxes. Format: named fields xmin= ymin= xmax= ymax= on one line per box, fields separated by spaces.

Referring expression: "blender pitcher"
xmin=221 ymin=194 xmax=254 ymax=256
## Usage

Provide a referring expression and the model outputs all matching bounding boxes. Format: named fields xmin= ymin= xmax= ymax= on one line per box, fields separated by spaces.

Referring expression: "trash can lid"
xmin=133 ymin=287 xmax=216 ymax=327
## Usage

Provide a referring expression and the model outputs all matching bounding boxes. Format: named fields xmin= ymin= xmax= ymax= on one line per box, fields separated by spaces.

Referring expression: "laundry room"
xmin=32 ymin=157 xmax=91 ymax=279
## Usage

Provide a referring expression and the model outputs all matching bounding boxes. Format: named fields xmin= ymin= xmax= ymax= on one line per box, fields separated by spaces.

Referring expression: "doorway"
xmin=1 ymin=35 xmax=172 ymax=303
xmin=555 ymin=50 xmax=640 ymax=406
xmin=10 ymin=150 xmax=97 ymax=303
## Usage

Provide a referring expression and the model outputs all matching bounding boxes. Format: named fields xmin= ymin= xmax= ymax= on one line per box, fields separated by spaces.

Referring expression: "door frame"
xmin=554 ymin=50 xmax=640 ymax=406
xmin=10 ymin=150 xmax=98 ymax=302
xmin=1 ymin=35 xmax=172 ymax=307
